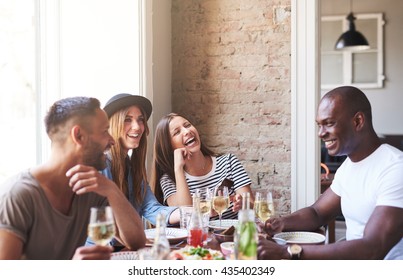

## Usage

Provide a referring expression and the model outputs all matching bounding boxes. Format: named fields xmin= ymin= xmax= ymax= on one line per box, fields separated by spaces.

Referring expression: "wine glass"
xmin=253 ymin=191 xmax=262 ymax=221
xmin=87 ymin=206 xmax=116 ymax=246
xmin=199 ymin=187 xmax=212 ymax=244
xmin=256 ymin=191 xmax=275 ymax=223
xmin=212 ymin=185 xmax=229 ymax=228
xmin=199 ymin=187 xmax=212 ymax=216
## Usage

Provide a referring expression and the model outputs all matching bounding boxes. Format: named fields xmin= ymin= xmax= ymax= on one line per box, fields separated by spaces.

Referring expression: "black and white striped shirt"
xmin=160 ymin=154 xmax=251 ymax=220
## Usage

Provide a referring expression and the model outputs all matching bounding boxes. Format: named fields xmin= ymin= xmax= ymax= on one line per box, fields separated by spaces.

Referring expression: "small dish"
xmin=273 ymin=231 xmax=326 ymax=245
xmin=220 ymin=241 xmax=235 ymax=257
xmin=110 ymin=251 xmax=139 ymax=260
xmin=208 ymin=219 xmax=238 ymax=231
xmin=145 ymin=228 xmax=188 ymax=244
xmin=213 ymin=231 xmax=234 ymax=243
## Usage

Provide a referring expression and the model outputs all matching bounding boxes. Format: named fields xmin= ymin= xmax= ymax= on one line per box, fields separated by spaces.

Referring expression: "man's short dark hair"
xmin=45 ymin=97 xmax=101 ymax=139
xmin=324 ymin=86 xmax=373 ymax=123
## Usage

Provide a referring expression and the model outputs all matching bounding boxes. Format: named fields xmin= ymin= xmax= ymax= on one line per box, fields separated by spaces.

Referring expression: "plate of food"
xmin=145 ymin=228 xmax=188 ymax=244
xmin=273 ymin=231 xmax=326 ymax=245
xmin=170 ymin=246 xmax=224 ymax=260
xmin=208 ymin=219 xmax=238 ymax=231
xmin=110 ymin=251 xmax=139 ymax=260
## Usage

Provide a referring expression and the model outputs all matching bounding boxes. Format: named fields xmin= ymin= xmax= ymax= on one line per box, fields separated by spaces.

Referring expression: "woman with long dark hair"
xmin=151 ymin=113 xmax=252 ymax=220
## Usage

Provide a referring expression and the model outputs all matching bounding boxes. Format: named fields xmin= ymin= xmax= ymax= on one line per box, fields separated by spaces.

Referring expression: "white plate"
xmin=110 ymin=251 xmax=139 ymax=260
xmin=145 ymin=228 xmax=188 ymax=244
xmin=273 ymin=231 xmax=326 ymax=245
xmin=208 ymin=219 xmax=238 ymax=231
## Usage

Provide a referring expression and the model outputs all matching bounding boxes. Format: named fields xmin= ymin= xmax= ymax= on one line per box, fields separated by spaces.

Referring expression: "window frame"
xmin=321 ymin=13 xmax=385 ymax=90
xmin=35 ymin=0 xmax=147 ymax=163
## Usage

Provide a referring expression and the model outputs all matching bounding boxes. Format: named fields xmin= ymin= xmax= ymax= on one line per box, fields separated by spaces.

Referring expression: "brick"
xmin=172 ymin=0 xmax=292 ymax=215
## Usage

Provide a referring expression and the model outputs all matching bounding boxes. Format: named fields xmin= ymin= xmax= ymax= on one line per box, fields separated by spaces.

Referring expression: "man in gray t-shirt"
xmin=0 ymin=97 xmax=146 ymax=260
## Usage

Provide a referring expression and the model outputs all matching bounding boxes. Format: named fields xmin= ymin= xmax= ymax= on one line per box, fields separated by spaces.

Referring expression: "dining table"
xmin=146 ymin=228 xmax=222 ymax=251
xmin=113 ymin=220 xmax=326 ymax=260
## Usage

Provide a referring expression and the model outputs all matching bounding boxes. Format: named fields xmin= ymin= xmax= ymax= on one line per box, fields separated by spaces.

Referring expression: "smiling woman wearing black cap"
xmin=93 ymin=94 xmax=179 ymax=235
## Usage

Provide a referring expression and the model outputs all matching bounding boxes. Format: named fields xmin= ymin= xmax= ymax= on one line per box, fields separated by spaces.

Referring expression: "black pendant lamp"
xmin=335 ymin=0 xmax=369 ymax=51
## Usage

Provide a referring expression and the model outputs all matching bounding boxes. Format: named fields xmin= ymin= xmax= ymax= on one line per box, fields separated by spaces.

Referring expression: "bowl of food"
xmin=220 ymin=241 xmax=235 ymax=257
xmin=213 ymin=225 xmax=235 ymax=243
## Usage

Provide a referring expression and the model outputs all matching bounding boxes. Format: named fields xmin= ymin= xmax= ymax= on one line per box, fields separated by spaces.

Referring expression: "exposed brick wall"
xmin=171 ymin=0 xmax=291 ymax=215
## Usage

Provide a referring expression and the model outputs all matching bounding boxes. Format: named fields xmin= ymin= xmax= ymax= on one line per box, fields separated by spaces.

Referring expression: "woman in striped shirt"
xmin=150 ymin=113 xmax=253 ymax=220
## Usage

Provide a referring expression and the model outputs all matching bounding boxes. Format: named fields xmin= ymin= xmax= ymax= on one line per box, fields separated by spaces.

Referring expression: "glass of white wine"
xmin=199 ymin=187 xmax=212 ymax=216
xmin=212 ymin=185 xmax=229 ymax=228
xmin=257 ymin=191 xmax=275 ymax=223
xmin=253 ymin=191 xmax=262 ymax=222
xmin=88 ymin=206 xmax=116 ymax=246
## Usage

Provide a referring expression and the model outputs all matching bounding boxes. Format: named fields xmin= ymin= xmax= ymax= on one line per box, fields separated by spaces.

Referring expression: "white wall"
xmin=321 ymin=0 xmax=403 ymax=135
xmin=150 ymin=0 xmax=172 ymax=131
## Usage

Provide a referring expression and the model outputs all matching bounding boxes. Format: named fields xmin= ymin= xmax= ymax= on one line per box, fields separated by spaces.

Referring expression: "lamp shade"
xmin=335 ymin=12 xmax=369 ymax=51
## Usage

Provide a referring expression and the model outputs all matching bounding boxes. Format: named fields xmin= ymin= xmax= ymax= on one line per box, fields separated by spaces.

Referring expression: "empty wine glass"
xmin=212 ymin=185 xmax=229 ymax=228
xmin=87 ymin=206 xmax=116 ymax=246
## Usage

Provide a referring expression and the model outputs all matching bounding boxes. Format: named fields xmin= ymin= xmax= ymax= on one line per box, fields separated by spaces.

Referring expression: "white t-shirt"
xmin=331 ymin=144 xmax=403 ymax=259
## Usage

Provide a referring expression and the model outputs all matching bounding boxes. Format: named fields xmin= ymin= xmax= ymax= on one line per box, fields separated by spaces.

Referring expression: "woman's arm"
xmin=141 ymin=184 xmax=179 ymax=225
xmin=166 ymin=148 xmax=193 ymax=206
xmin=233 ymin=184 xmax=254 ymax=212
xmin=66 ymin=164 xmax=146 ymax=251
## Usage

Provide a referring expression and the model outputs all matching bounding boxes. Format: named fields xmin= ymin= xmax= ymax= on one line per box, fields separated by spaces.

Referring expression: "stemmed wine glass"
xmin=199 ymin=187 xmax=212 ymax=216
xmin=87 ymin=206 xmax=116 ymax=246
xmin=256 ymin=191 xmax=275 ymax=223
xmin=212 ymin=185 xmax=229 ymax=228
xmin=253 ymin=191 xmax=262 ymax=222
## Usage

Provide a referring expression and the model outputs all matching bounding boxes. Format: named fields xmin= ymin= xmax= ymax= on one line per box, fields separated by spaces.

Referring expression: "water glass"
xmin=179 ymin=206 xmax=193 ymax=229
xmin=138 ymin=248 xmax=154 ymax=260
xmin=202 ymin=212 xmax=212 ymax=245
xmin=142 ymin=216 xmax=154 ymax=229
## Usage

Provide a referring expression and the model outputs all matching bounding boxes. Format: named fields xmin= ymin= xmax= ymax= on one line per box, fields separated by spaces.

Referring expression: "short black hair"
xmin=45 ymin=96 xmax=101 ymax=138
xmin=324 ymin=86 xmax=373 ymax=122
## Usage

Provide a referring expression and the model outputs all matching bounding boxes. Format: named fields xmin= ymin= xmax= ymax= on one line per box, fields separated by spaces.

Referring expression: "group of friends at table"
xmin=0 ymin=85 xmax=402 ymax=260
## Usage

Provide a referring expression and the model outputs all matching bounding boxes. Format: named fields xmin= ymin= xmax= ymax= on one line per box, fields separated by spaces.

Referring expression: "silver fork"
xmin=170 ymin=240 xmax=185 ymax=249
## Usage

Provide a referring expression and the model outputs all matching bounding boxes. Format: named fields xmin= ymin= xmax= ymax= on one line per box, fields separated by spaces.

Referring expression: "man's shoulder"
xmin=0 ymin=170 xmax=39 ymax=197
xmin=374 ymin=144 xmax=403 ymax=165
xmin=380 ymin=143 xmax=403 ymax=156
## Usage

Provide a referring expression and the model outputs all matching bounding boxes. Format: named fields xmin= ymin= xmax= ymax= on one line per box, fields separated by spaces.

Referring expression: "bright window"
xmin=0 ymin=0 xmax=142 ymax=183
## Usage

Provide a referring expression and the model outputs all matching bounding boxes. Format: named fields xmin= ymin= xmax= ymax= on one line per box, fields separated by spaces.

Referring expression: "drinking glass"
xmin=199 ymin=187 xmax=212 ymax=215
xmin=179 ymin=206 xmax=193 ymax=229
xmin=253 ymin=191 xmax=262 ymax=221
xmin=199 ymin=187 xmax=213 ymax=243
xmin=142 ymin=216 xmax=154 ymax=229
xmin=138 ymin=247 xmax=154 ymax=260
xmin=87 ymin=206 xmax=116 ymax=246
xmin=256 ymin=191 xmax=275 ymax=223
xmin=212 ymin=185 xmax=229 ymax=227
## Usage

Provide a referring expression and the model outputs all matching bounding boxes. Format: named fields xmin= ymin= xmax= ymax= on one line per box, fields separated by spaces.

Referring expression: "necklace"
xmin=185 ymin=155 xmax=208 ymax=174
